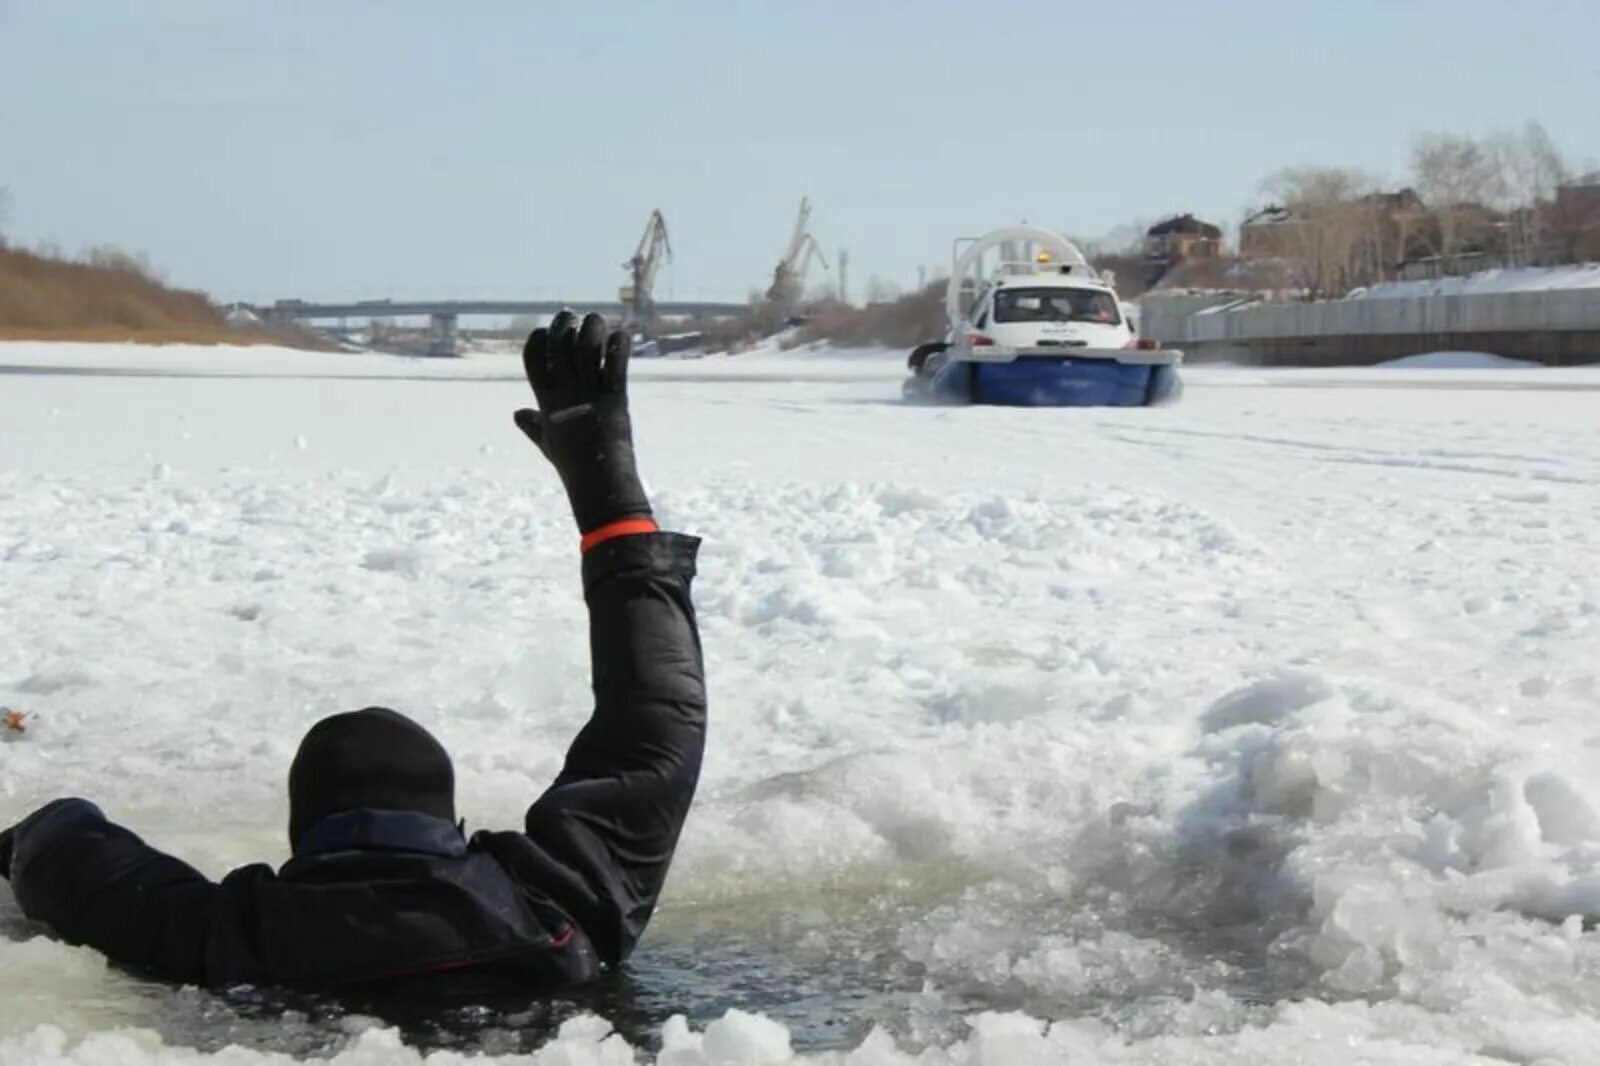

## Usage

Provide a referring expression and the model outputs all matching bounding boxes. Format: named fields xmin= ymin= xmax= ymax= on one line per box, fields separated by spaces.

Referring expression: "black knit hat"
xmin=288 ymin=707 xmax=455 ymax=848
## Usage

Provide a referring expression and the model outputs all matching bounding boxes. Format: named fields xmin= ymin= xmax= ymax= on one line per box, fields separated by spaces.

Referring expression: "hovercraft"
xmin=904 ymin=226 xmax=1182 ymax=407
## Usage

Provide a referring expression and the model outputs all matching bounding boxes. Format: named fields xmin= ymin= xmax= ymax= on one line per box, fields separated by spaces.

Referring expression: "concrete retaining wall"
xmin=1136 ymin=292 xmax=1249 ymax=347
xmin=1139 ymin=287 xmax=1600 ymax=366
xmin=1183 ymin=330 xmax=1600 ymax=367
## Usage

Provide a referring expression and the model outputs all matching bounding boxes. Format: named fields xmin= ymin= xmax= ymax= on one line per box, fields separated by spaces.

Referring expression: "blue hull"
xmin=923 ymin=357 xmax=1181 ymax=407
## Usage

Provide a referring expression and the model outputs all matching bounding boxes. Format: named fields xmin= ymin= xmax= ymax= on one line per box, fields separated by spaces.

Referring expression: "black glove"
xmin=514 ymin=311 xmax=651 ymax=533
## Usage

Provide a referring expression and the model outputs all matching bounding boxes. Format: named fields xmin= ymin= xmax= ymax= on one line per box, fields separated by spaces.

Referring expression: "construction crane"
xmin=619 ymin=209 xmax=672 ymax=331
xmin=766 ymin=197 xmax=829 ymax=310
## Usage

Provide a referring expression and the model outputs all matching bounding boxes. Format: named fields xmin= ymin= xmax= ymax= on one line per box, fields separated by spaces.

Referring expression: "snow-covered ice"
xmin=1 ymin=342 xmax=1598 ymax=1064
xmin=1377 ymin=351 xmax=1541 ymax=370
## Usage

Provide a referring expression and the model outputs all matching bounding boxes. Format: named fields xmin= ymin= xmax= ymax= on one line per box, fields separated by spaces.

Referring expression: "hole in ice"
xmin=31 ymin=919 xmax=924 ymax=1058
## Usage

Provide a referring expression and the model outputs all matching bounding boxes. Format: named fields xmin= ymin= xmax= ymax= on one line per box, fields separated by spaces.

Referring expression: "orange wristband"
xmin=580 ymin=517 xmax=659 ymax=554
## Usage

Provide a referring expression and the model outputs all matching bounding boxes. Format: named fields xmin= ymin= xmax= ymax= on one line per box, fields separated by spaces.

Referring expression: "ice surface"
xmin=1 ymin=342 xmax=1598 ymax=1063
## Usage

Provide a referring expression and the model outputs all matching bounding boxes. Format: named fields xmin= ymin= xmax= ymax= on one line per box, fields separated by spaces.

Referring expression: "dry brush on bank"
xmin=0 ymin=244 xmax=325 ymax=347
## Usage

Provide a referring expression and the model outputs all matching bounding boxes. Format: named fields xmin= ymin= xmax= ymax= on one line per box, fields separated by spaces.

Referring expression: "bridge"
xmin=251 ymin=297 xmax=749 ymax=356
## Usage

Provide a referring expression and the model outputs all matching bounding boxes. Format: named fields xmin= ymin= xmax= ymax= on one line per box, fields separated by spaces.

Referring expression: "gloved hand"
xmin=514 ymin=311 xmax=652 ymax=533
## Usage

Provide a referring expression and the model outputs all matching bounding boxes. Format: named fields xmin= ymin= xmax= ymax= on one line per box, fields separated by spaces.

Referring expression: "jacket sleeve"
xmin=1 ymin=798 xmax=217 ymax=983
xmin=523 ymin=531 xmax=707 ymax=966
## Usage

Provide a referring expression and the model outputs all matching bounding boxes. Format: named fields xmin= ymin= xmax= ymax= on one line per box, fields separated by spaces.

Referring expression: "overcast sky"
xmin=2 ymin=0 xmax=1597 ymax=304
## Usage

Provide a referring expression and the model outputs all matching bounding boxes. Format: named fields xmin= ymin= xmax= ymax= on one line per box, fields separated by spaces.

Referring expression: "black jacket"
xmin=0 ymin=532 xmax=705 ymax=990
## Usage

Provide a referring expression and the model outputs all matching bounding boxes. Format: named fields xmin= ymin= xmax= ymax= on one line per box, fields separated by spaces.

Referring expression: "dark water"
xmin=133 ymin=927 xmax=928 ymax=1058
xmin=138 ymin=901 xmax=1305 ymax=1059
xmin=2 ymin=815 xmax=1326 ymax=1058
xmin=7 ymin=877 xmax=1312 ymax=1059
xmin=1 ymin=868 xmax=930 ymax=1056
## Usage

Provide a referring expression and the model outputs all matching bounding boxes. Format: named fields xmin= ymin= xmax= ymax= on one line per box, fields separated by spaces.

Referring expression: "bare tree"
xmin=1410 ymin=132 xmax=1504 ymax=261
xmin=83 ymin=244 xmax=162 ymax=282
xmin=1260 ymin=166 xmax=1380 ymax=299
xmin=1080 ymin=218 xmax=1150 ymax=258
xmin=1487 ymin=121 xmax=1568 ymax=264
xmin=862 ymin=275 xmax=902 ymax=305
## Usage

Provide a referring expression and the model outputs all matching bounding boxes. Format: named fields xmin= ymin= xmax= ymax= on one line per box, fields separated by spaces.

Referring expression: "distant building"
xmin=1239 ymin=205 xmax=1300 ymax=258
xmin=1144 ymin=214 xmax=1223 ymax=262
xmin=1555 ymin=173 xmax=1600 ymax=261
xmin=1140 ymin=214 xmax=1223 ymax=287
xmin=1361 ymin=187 xmax=1425 ymax=216
xmin=1359 ymin=187 xmax=1433 ymax=279
xmin=1243 ymin=189 xmax=1433 ymax=282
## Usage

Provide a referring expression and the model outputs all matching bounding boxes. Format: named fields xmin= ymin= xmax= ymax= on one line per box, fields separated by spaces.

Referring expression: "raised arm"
xmin=525 ymin=532 xmax=705 ymax=964
xmin=0 ymin=798 xmax=218 ymax=982
xmin=510 ymin=312 xmax=707 ymax=965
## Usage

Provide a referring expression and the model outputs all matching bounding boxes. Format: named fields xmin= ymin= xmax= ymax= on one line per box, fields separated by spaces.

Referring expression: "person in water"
xmin=0 ymin=312 xmax=706 ymax=990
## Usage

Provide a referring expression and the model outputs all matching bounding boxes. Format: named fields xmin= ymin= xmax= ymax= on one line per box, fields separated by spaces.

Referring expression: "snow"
xmin=1355 ymin=263 xmax=1600 ymax=299
xmin=2 ymin=342 xmax=1600 ymax=1064
xmin=1377 ymin=352 xmax=1540 ymax=370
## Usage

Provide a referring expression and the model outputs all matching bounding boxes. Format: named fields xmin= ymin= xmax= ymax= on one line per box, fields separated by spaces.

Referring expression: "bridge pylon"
xmin=428 ymin=312 xmax=459 ymax=358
